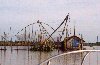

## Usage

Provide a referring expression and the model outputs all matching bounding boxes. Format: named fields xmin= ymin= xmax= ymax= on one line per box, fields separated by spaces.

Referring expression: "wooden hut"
xmin=63 ymin=35 xmax=85 ymax=50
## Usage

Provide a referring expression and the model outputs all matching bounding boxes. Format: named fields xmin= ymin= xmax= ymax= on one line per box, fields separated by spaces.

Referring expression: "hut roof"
xmin=65 ymin=35 xmax=85 ymax=42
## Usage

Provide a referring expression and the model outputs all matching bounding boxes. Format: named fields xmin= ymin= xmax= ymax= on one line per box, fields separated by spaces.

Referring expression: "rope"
xmin=47 ymin=14 xmax=69 ymax=40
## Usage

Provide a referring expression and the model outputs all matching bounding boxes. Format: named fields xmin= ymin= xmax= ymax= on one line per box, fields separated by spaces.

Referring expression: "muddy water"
xmin=0 ymin=46 xmax=100 ymax=65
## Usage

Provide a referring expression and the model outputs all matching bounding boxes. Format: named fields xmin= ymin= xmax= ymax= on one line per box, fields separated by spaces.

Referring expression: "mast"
xmin=74 ymin=26 xmax=76 ymax=36
xmin=97 ymin=36 xmax=98 ymax=43
xmin=24 ymin=26 xmax=27 ymax=45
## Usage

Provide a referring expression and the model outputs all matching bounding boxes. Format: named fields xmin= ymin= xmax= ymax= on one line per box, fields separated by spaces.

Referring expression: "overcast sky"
xmin=0 ymin=0 xmax=100 ymax=42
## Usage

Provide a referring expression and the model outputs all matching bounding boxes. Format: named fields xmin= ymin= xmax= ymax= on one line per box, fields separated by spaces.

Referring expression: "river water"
xmin=0 ymin=46 xmax=100 ymax=65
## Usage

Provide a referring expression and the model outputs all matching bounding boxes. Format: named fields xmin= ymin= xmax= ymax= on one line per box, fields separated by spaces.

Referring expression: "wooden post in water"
xmin=4 ymin=40 xmax=6 ymax=50
xmin=4 ymin=32 xmax=6 ymax=50
xmin=10 ymin=27 xmax=13 ymax=51
xmin=64 ymin=38 xmax=67 ymax=50
xmin=81 ymin=34 xmax=83 ymax=50
xmin=66 ymin=27 xmax=68 ymax=49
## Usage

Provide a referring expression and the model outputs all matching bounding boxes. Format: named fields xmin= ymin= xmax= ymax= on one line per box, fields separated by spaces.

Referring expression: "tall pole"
xmin=25 ymin=27 xmax=26 ymax=42
xmin=66 ymin=28 xmax=68 ymax=49
xmin=74 ymin=26 xmax=76 ymax=36
xmin=10 ymin=27 xmax=12 ymax=41
xmin=32 ymin=25 xmax=33 ymax=41
xmin=10 ymin=27 xmax=12 ymax=49
xmin=97 ymin=36 xmax=98 ymax=46
xmin=97 ymin=36 xmax=98 ymax=65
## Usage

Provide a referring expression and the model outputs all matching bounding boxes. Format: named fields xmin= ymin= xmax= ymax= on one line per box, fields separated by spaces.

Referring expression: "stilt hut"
xmin=63 ymin=35 xmax=85 ymax=50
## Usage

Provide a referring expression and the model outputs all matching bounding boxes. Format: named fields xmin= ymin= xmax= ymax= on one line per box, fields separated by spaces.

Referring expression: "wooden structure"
xmin=61 ymin=24 xmax=85 ymax=51
xmin=63 ymin=35 xmax=85 ymax=50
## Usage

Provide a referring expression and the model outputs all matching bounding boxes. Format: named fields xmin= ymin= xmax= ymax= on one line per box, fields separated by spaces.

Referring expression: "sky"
xmin=0 ymin=0 xmax=100 ymax=42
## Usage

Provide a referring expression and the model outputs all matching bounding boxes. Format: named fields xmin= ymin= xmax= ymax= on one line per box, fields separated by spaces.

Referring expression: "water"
xmin=83 ymin=46 xmax=100 ymax=65
xmin=0 ymin=46 xmax=100 ymax=65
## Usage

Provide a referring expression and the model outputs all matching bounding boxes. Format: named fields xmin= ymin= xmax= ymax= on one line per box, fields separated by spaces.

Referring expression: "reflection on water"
xmin=0 ymin=46 xmax=62 ymax=65
xmin=46 ymin=53 xmax=84 ymax=65
xmin=83 ymin=46 xmax=100 ymax=65
xmin=0 ymin=46 xmax=100 ymax=65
